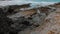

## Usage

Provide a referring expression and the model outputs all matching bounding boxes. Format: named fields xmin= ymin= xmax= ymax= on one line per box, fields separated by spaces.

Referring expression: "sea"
xmin=29 ymin=0 xmax=60 ymax=2
xmin=0 ymin=0 xmax=60 ymax=6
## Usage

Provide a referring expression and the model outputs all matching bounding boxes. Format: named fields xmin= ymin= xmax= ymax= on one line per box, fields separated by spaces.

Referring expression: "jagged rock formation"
xmin=28 ymin=3 xmax=60 ymax=34
xmin=0 ymin=2 xmax=58 ymax=34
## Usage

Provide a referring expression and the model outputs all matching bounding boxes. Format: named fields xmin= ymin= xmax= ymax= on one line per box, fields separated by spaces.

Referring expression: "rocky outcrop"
xmin=0 ymin=2 xmax=58 ymax=34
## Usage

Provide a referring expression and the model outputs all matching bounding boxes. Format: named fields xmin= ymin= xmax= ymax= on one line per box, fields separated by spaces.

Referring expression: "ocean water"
xmin=0 ymin=1 xmax=57 ymax=6
xmin=31 ymin=0 xmax=60 ymax=2
xmin=13 ymin=0 xmax=60 ymax=2
xmin=0 ymin=0 xmax=59 ymax=6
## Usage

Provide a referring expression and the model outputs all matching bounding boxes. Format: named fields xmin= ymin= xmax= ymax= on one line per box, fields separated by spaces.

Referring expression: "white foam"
xmin=0 ymin=1 xmax=57 ymax=6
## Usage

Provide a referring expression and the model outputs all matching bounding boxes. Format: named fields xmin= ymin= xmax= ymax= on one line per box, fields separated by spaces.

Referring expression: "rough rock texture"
xmin=30 ymin=9 xmax=60 ymax=34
